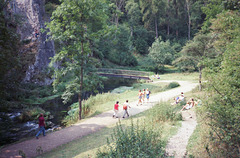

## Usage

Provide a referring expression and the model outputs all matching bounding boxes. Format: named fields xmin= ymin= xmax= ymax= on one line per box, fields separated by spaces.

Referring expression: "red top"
xmin=114 ymin=103 xmax=119 ymax=110
xmin=39 ymin=116 xmax=45 ymax=127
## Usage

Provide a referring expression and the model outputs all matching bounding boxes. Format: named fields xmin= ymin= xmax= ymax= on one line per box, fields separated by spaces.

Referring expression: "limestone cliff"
xmin=9 ymin=0 xmax=55 ymax=85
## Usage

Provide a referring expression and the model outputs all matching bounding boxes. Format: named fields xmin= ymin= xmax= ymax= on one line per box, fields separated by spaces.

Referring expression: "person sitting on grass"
xmin=181 ymin=98 xmax=195 ymax=111
xmin=178 ymin=94 xmax=185 ymax=102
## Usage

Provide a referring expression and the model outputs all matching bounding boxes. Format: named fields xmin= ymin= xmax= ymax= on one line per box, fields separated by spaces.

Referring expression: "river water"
xmin=0 ymin=77 xmax=137 ymax=146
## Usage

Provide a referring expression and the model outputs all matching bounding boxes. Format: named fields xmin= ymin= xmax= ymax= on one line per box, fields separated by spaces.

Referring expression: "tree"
xmin=174 ymin=33 xmax=215 ymax=90
xmin=125 ymin=0 xmax=142 ymax=36
xmin=139 ymin=0 xmax=166 ymax=39
xmin=105 ymin=25 xmax=138 ymax=66
xmin=109 ymin=0 xmax=126 ymax=27
xmin=47 ymin=0 xmax=108 ymax=120
xmin=202 ymin=11 xmax=240 ymax=156
xmin=149 ymin=37 xmax=175 ymax=72
xmin=0 ymin=0 xmax=20 ymax=102
xmin=201 ymin=0 xmax=223 ymax=33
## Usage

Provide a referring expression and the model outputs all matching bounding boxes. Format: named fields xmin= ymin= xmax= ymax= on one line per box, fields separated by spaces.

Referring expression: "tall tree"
xmin=47 ymin=0 xmax=108 ymax=120
xmin=125 ymin=0 xmax=142 ymax=36
xmin=185 ymin=0 xmax=191 ymax=40
xmin=110 ymin=0 xmax=126 ymax=27
xmin=139 ymin=0 xmax=166 ymax=38
xmin=174 ymin=33 xmax=215 ymax=90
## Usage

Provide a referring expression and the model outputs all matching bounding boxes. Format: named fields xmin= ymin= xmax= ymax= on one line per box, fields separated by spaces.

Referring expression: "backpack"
xmin=149 ymin=91 xmax=151 ymax=94
xmin=123 ymin=104 xmax=127 ymax=110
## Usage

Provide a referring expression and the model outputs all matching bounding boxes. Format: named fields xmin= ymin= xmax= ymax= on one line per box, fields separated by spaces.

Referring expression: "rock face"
xmin=10 ymin=0 xmax=55 ymax=85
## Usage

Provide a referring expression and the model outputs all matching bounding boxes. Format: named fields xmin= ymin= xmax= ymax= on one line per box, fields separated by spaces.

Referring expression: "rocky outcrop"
xmin=9 ymin=0 xmax=55 ymax=85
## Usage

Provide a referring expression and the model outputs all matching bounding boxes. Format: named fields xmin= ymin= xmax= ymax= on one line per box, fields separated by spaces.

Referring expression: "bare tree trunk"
xmin=130 ymin=26 xmax=133 ymax=36
xmin=167 ymin=0 xmax=170 ymax=36
xmin=115 ymin=0 xmax=125 ymax=27
xmin=116 ymin=14 xmax=119 ymax=27
xmin=186 ymin=0 xmax=191 ymax=40
xmin=79 ymin=40 xmax=84 ymax=120
xmin=174 ymin=0 xmax=178 ymax=38
xmin=199 ymin=66 xmax=202 ymax=91
xmin=155 ymin=17 xmax=158 ymax=38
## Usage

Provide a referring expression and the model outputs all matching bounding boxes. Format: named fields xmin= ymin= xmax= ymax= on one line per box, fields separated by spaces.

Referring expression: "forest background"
xmin=0 ymin=0 xmax=239 ymax=157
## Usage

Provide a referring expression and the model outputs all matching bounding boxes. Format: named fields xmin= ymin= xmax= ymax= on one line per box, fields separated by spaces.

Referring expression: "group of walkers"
xmin=113 ymin=88 xmax=151 ymax=119
xmin=137 ymin=88 xmax=150 ymax=106
xmin=113 ymin=100 xmax=131 ymax=118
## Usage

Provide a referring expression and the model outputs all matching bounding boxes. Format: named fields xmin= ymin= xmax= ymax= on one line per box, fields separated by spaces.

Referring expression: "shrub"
xmin=147 ymin=102 xmax=182 ymax=122
xmin=166 ymin=82 xmax=180 ymax=89
xmin=96 ymin=121 xmax=165 ymax=158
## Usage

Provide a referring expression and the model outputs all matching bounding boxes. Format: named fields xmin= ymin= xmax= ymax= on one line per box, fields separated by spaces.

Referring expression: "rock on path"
xmin=0 ymin=81 xmax=197 ymax=158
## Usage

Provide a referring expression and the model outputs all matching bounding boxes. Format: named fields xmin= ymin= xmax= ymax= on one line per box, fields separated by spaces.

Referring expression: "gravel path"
xmin=166 ymin=110 xmax=197 ymax=157
xmin=0 ymin=80 xmax=197 ymax=158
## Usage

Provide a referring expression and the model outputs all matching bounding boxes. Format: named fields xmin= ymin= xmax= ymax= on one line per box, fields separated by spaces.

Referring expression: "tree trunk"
xmin=79 ymin=40 xmax=84 ymax=120
xmin=186 ymin=0 xmax=191 ymax=40
xmin=155 ymin=17 xmax=158 ymax=38
xmin=174 ymin=0 xmax=178 ymax=38
xmin=167 ymin=0 xmax=170 ymax=36
xmin=199 ymin=66 xmax=202 ymax=91
xmin=130 ymin=26 xmax=133 ymax=37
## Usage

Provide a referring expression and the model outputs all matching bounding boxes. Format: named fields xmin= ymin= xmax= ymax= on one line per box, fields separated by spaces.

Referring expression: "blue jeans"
xmin=36 ymin=126 xmax=45 ymax=137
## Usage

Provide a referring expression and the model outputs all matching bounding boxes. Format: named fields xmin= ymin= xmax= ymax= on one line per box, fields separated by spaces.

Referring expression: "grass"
xmin=154 ymin=72 xmax=199 ymax=81
xmin=35 ymin=72 xmax=198 ymax=157
xmin=63 ymin=81 xmax=172 ymax=125
xmin=63 ymin=72 xmax=199 ymax=125
xmin=38 ymin=103 xmax=182 ymax=158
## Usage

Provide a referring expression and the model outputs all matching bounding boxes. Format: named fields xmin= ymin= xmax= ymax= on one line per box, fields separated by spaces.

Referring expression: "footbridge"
xmin=97 ymin=68 xmax=151 ymax=80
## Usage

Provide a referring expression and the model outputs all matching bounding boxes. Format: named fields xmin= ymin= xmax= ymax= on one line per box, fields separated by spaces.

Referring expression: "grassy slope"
xmin=39 ymin=110 xmax=181 ymax=158
xmin=39 ymin=73 xmax=198 ymax=157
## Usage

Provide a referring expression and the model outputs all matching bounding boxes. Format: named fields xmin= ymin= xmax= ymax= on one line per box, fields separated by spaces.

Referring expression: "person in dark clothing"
xmin=34 ymin=29 xmax=39 ymax=39
xmin=36 ymin=113 xmax=46 ymax=139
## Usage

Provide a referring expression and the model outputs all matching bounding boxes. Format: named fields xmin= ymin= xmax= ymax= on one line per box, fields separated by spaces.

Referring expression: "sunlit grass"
xmin=39 ymin=103 xmax=181 ymax=158
xmin=38 ymin=73 xmax=198 ymax=157
xmin=155 ymin=72 xmax=199 ymax=82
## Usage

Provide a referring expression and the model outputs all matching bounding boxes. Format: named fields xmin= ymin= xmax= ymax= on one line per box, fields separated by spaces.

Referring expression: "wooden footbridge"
xmin=97 ymin=68 xmax=151 ymax=80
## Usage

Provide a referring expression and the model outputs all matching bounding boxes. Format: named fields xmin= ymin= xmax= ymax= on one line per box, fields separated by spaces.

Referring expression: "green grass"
xmin=63 ymin=81 xmax=171 ymax=125
xmin=38 ymin=103 xmax=181 ymax=158
xmin=63 ymin=72 xmax=198 ymax=125
xmin=37 ymin=72 xmax=198 ymax=157
xmin=152 ymin=72 xmax=199 ymax=82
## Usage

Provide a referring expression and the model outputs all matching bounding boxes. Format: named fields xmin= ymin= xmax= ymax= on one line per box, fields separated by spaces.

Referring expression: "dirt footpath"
xmin=0 ymin=81 xmax=197 ymax=158
xmin=166 ymin=110 xmax=197 ymax=157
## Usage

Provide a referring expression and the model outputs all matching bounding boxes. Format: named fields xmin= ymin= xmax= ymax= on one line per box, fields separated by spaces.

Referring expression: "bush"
xmin=166 ymin=82 xmax=180 ymax=89
xmin=96 ymin=121 xmax=165 ymax=158
xmin=147 ymin=102 xmax=182 ymax=122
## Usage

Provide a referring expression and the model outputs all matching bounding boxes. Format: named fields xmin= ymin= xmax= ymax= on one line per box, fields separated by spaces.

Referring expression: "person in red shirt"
xmin=36 ymin=113 xmax=46 ymax=139
xmin=113 ymin=101 xmax=120 ymax=118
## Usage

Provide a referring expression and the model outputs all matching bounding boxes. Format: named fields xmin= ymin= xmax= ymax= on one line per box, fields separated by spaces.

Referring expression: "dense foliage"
xmin=0 ymin=0 xmax=21 ymax=109
xmin=200 ymin=10 xmax=240 ymax=157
